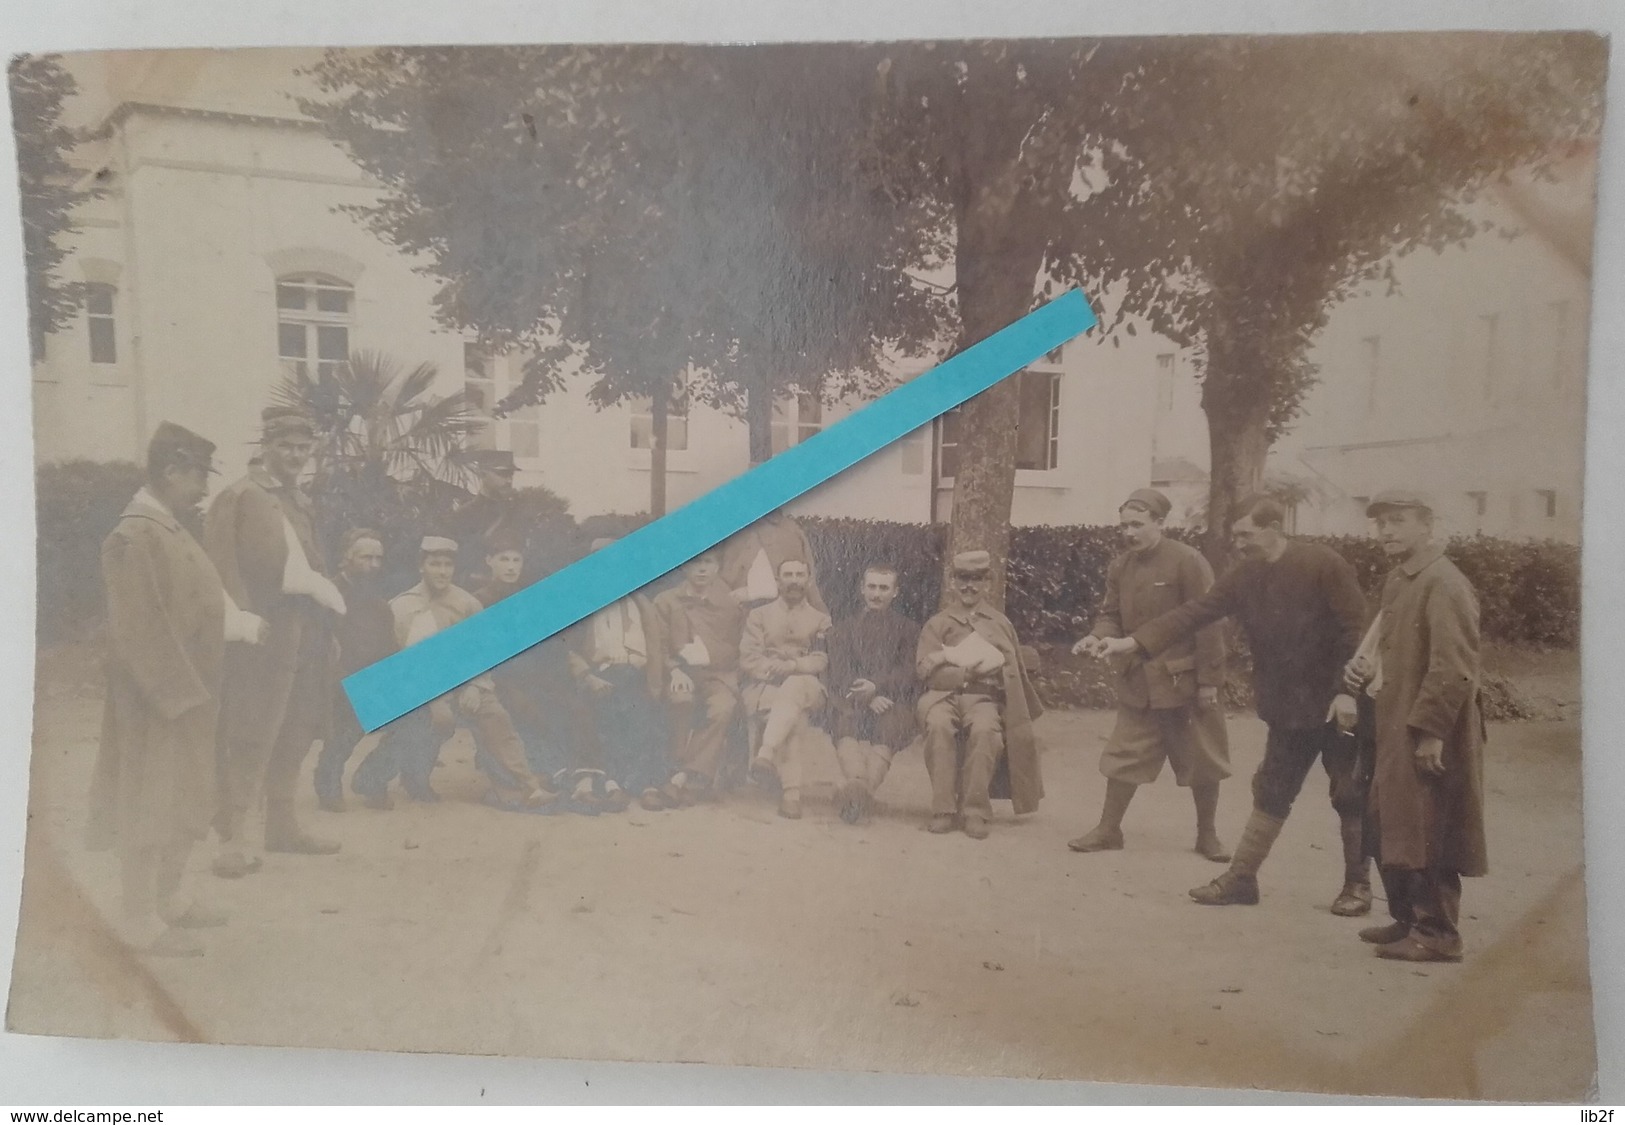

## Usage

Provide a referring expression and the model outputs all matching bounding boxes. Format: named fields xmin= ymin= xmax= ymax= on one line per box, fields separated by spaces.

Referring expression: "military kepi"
xmin=261 ymin=405 xmax=316 ymax=440
xmin=1366 ymin=489 xmax=1435 ymax=517
xmin=951 ymin=549 xmax=993 ymax=575
xmin=1121 ymin=487 xmax=1172 ymax=520
xmin=148 ymin=421 xmax=218 ymax=474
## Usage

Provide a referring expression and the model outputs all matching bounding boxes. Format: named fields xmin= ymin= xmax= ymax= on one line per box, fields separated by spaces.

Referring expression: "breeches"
xmin=1101 ymin=702 xmax=1231 ymax=787
xmin=1252 ymin=721 xmax=1364 ymax=821
xmin=921 ymin=693 xmax=1003 ymax=816
xmin=218 ymin=654 xmax=327 ymax=835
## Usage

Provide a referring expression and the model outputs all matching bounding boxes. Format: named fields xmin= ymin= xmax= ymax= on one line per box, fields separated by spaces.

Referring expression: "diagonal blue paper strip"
xmin=344 ymin=288 xmax=1096 ymax=730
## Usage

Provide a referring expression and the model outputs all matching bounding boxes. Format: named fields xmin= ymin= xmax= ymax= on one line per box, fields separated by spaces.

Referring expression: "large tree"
xmin=301 ymin=46 xmax=948 ymax=516
xmin=1050 ymin=32 xmax=1606 ymax=561
xmin=8 ymin=54 xmax=99 ymax=363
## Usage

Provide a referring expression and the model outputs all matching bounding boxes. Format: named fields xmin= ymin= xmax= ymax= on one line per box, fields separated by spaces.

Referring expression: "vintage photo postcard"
xmin=6 ymin=33 xmax=1607 ymax=1099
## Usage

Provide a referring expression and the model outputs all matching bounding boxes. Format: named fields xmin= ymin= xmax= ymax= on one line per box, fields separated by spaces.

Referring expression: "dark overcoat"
xmin=88 ymin=492 xmax=225 ymax=853
xmin=1370 ymin=543 xmax=1489 ymax=876
xmin=204 ymin=466 xmax=331 ymax=754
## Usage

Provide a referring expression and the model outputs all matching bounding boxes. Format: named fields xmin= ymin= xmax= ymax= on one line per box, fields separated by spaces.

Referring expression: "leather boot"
xmin=1331 ymin=814 xmax=1373 ymax=916
xmin=265 ymin=800 xmax=340 ymax=855
xmin=1068 ymin=780 xmax=1133 ymax=852
xmin=1190 ymin=809 xmax=1283 ymax=906
xmin=1192 ymin=783 xmax=1230 ymax=862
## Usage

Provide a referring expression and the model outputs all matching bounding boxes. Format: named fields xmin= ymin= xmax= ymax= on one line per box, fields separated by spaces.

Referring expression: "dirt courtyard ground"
xmin=7 ymin=645 xmax=1597 ymax=1101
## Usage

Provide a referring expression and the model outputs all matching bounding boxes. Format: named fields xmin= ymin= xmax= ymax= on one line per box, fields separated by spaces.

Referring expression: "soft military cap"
xmin=148 ymin=421 xmax=218 ymax=474
xmin=1120 ymin=487 xmax=1172 ymax=520
xmin=420 ymin=535 xmax=459 ymax=554
xmin=261 ymin=405 xmax=317 ymax=440
xmin=1366 ymin=489 xmax=1435 ymax=517
xmin=951 ymin=549 xmax=993 ymax=575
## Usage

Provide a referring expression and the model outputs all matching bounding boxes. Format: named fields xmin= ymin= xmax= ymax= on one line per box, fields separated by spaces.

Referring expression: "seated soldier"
xmin=560 ymin=536 xmax=667 ymax=812
xmin=740 ymin=558 xmax=833 ymax=820
xmin=351 ymin=536 xmax=559 ymax=810
xmin=474 ymin=531 xmax=578 ymax=787
xmin=826 ymin=563 xmax=920 ymax=825
xmin=916 ymin=550 xmax=1045 ymax=840
xmin=645 ymin=548 xmax=744 ymax=809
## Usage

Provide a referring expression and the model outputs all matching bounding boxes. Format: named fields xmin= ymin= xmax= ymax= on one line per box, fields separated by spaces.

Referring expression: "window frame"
xmin=86 ymin=282 xmax=117 ymax=366
xmin=277 ymin=273 xmax=355 ymax=383
xmin=936 ymin=368 xmax=1061 ymax=481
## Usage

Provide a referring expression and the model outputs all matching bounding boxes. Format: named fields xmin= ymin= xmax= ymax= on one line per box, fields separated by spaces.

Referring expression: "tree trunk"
xmin=745 ymin=383 xmax=775 ymax=467
xmin=1201 ymin=390 xmax=1271 ymax=571
xmin=942 ymin=195 xmax=1048 ymax=611
xmin=650 ymin=380 xmax=670 ymax=518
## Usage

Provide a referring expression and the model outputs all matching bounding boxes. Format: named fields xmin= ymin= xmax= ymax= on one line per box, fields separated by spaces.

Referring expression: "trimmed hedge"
xmin=34 ymin=463 xmax=1580 ymax=652
xmin=36 ymin=460 xmax=146 ymax=644
xmin=800 ymin=517 xmax=1579 ymax=649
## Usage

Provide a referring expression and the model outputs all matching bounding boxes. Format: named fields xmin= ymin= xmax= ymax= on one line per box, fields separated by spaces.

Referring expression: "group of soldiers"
xmin=89 ymin=406 xmax=1488 ymax=970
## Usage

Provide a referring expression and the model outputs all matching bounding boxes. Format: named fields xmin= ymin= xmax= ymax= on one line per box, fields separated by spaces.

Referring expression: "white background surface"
xmin=0 ymin=0 xmax=1618 ymax=1105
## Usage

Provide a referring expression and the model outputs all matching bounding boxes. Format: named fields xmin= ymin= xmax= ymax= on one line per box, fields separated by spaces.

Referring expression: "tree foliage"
xmin=8 ymin=54 xmax=99 ymax=362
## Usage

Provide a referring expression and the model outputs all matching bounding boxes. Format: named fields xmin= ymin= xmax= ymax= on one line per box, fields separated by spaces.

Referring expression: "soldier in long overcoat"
xmin=1349 ymin=491 xmax=1488 ymax=963
xmin=205 ymin=406 xmax=346 ymax=874
xmin=916 ymin=550 xmax=1044 ymax=839
xmin=88 ymin=423 xmax=265 ymax=955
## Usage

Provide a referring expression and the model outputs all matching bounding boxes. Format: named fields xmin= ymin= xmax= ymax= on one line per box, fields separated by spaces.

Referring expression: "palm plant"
xmin=270 ymin=349 xmax=489 ymax=575
xmin=270 ymin=348 xmax=486 ymax=490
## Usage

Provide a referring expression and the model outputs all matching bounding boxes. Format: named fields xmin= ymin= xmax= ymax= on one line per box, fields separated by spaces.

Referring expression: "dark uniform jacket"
xmin=1093 ymin=537 xmax=1225 ymax=710
xmin=1133 ymin=539 xmax=1367 ymax=731
xmin=826 ymin=607 xmax=920 ymax=750
xmin=204 ymin=465 xmax=333 ymax=750
xmin=1370 ymin=543 xmax=1489 ymax=876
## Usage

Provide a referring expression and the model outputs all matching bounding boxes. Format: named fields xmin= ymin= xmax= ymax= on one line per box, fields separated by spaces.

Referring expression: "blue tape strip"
xmin=344 ymin=288 xmax=1096 ymax=730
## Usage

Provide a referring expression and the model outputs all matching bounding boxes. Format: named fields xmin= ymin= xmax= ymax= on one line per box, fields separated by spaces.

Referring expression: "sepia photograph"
xmin=3 ymin=29 xmax=1609 ymax=1101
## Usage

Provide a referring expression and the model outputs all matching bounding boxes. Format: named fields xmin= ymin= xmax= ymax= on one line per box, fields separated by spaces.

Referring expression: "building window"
xmin=1016 ymin=369 xmax=1061 ymax=471
xmin=1536 ymin=489 xmax=1558 ymax=520
xmin=899 ymin=424 xmax=928 ymax=476
xmin=464 ymin=345 xmax=542 ymax=459
xmin=1155 ymin=353 xmax=1176 ymax=414
xmin=770 ymin=392 xmax=823 ymax=455
xmin=937 ymin=370 xmax=1060 ymax=479
xmin=629 ymin=378 xmax=690 ymax=452
xmin=87 ymin=282 xmax=117 ymax=364
xmin=277 ymin=274 xmax=353 ymax=381
xmin=464 ymin=344 xmax=499 ymax=451
xmin=1359 ymin=335 xmax=1380 ymax=414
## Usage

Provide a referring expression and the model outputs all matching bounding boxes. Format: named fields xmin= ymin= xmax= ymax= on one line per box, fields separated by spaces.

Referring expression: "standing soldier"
xmin=88 ymin=423 xmax=266 ymax=955
xmin=206 ymin=406 xmax=346 ymax=877
xmin=1350 ymin=491 xmax=1487 ymax=962
xmin=915 ymin=550 xmax=1044 ymax=839
xmin=1070 ymin=489 xmax=1232 ymax=862
xmin=313 ymin=528 xmax=397 ymax=813
xmin=450 ymin=449 xmax=521 ymax=586
xmin=1097 ymin=496 xmax=1372 ymax=913
xmin=826 ymin=564 xmax=920 ymax=825
xmin=720 ymin=508 xmax=827 ymax=614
